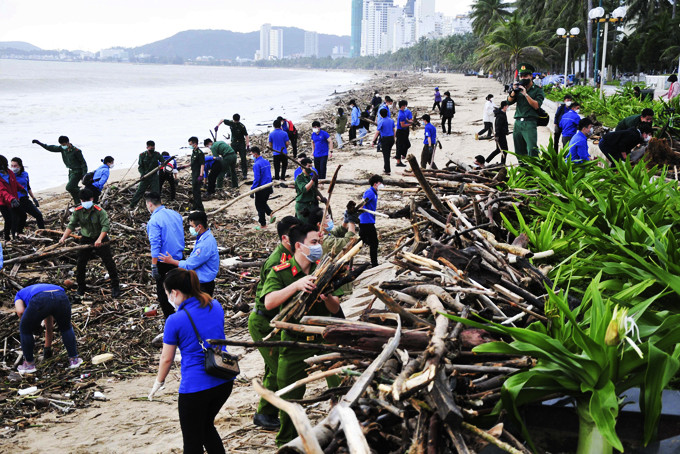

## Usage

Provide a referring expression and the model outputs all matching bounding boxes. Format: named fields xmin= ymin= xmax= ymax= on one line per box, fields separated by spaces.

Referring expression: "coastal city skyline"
xmin=0 ymin=0 xmax=472 ymax=53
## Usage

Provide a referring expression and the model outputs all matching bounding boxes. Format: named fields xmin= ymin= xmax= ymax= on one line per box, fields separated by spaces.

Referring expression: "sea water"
xmin=0 ymin=60 xmax=367 ymax=191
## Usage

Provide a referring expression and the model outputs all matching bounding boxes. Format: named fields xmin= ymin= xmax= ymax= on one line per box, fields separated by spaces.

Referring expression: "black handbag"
xmin=183 ymin=308 xmax=240 ymax=380
xmin=536 ymin=108 xmax=550 ymax=127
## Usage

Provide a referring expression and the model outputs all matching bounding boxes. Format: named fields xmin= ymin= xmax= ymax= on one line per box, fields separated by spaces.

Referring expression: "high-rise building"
xmin=350 ymin=0 xmax=363 ymax=57
xmin=304 ymin=31 xmax=319 ymax=57
xmin=415 ymin=0 xmax=436 ymax=39
xmin=361 ymin=0 xmax=400 ymax=57
xmin=269 ymin=28 xmax=283 ymax=59
xmin=259 ymin=23 xmax=271 ymax=61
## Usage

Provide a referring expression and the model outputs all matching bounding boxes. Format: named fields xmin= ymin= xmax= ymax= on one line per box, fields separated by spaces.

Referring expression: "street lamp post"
xmin=589 ymin=6 xmax=626 ymax=90
xmin=556 ymin=27 xmax=580 ymax=86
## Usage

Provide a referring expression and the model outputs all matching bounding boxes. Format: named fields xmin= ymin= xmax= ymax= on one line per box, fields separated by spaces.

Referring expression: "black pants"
xmin=381 ymin=136 xmax=395 ymax=174
xmin=207 ymin=160 xmax=223 ymax=195
xmin=0 ymin=205 xmax=20 ymax=240
xmin=77 ymin=236 xmax=120 ymax=292
xmin=178 ymin=381 xmax=234 ymax=454
xmin=20 ymin=291 xmax=77 ymax=363
xmin=192 ymin=176 xmax=204 ymax=211
xmin=395 ymin=129 xmax=411 ymax=160
xmin=255 ymin=187 xmax=273 ymax=227
xmin=442 ymin=116 xmax=453 ymax=134
xmin=200 ymin=281 xmax=215 ymax=297
xmin=288 ymin=132 xmax=298 ymax=158
xmin=359 ymin=223 xmax=379 ymax=267
xmin=553 ymin=125 xmax=563 ymax=153
xmin=421 ymin=144 xmax=438 ymax=169
xmin=487 ymin=135 xmax=509 ymax=164
xmin=17 ymin=196 xmax=45 ymax=233
xmin=159 ymin=172 xmax=176 ymax=201
xmin=157 ymin=262 xmax=179 ymax=319
xmin=349 ymin=125 xmax=358 ymax=143
xmin=234 ymin=144 xmax=248 ymax=179
xmin=433 ymin=101 xmax=441 ymax=112
xmin=478 ymin=122 xmax=493 ymax=137
xmin=273 ymin=155 xmax=288 ymax=180
xmin=314 ymin=156 xmax=328 ymax=179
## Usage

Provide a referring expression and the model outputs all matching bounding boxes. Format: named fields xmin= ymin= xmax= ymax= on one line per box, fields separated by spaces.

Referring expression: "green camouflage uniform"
xmin=294 ymin=172 xmax=317 ymax=223
xmin=210 ymin=141 xmax=238 ymax=189
xmin=223 ymin=119 xmax=249 ymax=179
xmin=39 ymin=143 xmax=88 ymax=204
xmin=508 ymin=84 xmax=544 ymax=157
xmin=129 ymin=150 xmax=162 ymax=208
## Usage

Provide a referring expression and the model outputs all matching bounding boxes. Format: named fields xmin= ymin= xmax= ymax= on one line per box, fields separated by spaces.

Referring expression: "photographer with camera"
xmin=507 ymin=63 xmax=545 ymax=158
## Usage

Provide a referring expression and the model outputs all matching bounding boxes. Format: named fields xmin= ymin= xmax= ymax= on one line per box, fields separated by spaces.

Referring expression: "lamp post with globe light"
xmin=589 ymin=6 xmax=626 ymax=89
xmin=556 ymin=27 xmax=580 ymax=86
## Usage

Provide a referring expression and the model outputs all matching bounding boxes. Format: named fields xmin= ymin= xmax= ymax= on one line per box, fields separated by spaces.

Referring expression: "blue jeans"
xmin=20 ymin=291 xmax=77 ymax=362
xmin=314 ymin=156 xmax=328 ymax=179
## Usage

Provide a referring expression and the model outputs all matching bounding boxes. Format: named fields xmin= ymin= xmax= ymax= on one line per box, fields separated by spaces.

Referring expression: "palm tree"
xmin=475 ymin=13 xmax=552 ymax=83
xmin=469 ymin=0 xmax=514 ymax=36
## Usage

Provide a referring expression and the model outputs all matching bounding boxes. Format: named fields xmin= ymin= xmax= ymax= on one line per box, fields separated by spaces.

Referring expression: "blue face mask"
xmin=325 ymin=219 xmax=334 ymax=232
xmin=189 ymin=226 xmax=198 ymax=237
xmin=81 ymin=201 xmax=94 ymax=210
xmin=61 ymin=145 xmax=68 ymax=150
xmin=303 ymin=243 xmax=323 ymax=263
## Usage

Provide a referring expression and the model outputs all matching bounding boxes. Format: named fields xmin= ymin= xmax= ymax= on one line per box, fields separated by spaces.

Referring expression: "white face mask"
xmin=644 ymin=135 xmax=651 ymax=143
xmin=168 ymin=292 xmax=179 ymax=310
xmin=377 ymin=183 xmax=385 ymax=190
xmin=574 ymin=109 xmax=580 ymax=115
xmin=81 ymin=201 xmax=94 ymax=210
xmin=312 ymin=128 xmax=319 ymax=134
xmin=11 ymin=167 xmax=20 ymax=174
xmin=565 ymin=101 xmax=572 ymax=107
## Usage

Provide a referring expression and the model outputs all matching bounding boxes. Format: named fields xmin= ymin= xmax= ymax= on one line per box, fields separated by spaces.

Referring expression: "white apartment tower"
xmin=304 ymin=31 xmax=319 ymax=57
xmin=415 ymin=0 xmax=437 ymax=40
xmin=259 ymin=23 xmax=271 ymax=61
xmin=269 ymin=28 xmax=283 ymax=59
xmin=360 ymin=0 xmax=400 ymax=57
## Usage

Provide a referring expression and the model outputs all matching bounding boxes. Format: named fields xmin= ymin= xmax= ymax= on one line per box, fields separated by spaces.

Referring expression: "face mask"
xmin=377 ymin=183 xmax=385 ymax=190
xmin=565 ymin=101 xmax=572 ymax=107
xmin=189 ymin=226 xmax=199 ymax=237
xmin=81 ymin=201 xmax=94 ymax=210
xmin=168 ymin=292 xmax=179 ymax=310
xmin=574 ymin=109 xmax=580 ymax=115
xmin=587 ymin=127 xmax=594 ymax=136
xmin=325 ymin=219 xmax=334 ymax=232
xmin=312 ymin=128 xmax=320 ymax=134
xmin=61 ymin=145 xmax=68 ymax=150
xmin=644 ymin=135 xmax=651 ymax=143
xmin=303 ymin=243 xmax=323 ymax=263
xmin=11 ymin=167 xmax=20 ymax=174
xmin=519 ymin=78 xmax=531 ymax=87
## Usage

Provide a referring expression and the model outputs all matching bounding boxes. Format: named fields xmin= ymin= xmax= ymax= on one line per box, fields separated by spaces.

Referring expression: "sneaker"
xmin=475 ymin=133 xmax=479 ymax=140
xmin=68 ymin=357 xmax=83 ymax=369
xmin=396 ymin=163 xmax=407 ymax=167
xmin=18 ymin=361 xmax=37 ymax=374
xmin=255 ymin=225 xmax=267 ymax=230
xmin=253 ymin=413 xmax=281 ymax=430
xmin=152 ymin=333 xmax=164 ymax=348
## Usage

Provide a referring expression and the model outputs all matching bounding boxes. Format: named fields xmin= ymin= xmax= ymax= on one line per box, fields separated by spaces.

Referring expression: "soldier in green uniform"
xmin=32 ymin=136 xmax=88 ymax=204
xmin=294 ymin=158 xmax=319 ymax=224
xmin=59 ymin=188 xmax=120 ymax=298
xmin=215 ymin=113 xmax=251 ymax=179
xmin=129 ymin=140 xmax=162 ymax=209
xmin=188 ymin=137 xmax=205 ymax=211
xmin=615 ymin=108 xmax=654 ymax=131
xmin=507 ymin=63 xmax=545 ymax=158
xmin=204 ymin=138 xmax=238 ymax=189
xmin=247 ymin=216 xmax=301 ymax=431
xmin=261 ymin=224 xmax=344 ymax=447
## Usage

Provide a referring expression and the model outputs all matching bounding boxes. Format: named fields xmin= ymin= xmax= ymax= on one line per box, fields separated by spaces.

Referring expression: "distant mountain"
xmin=132 ymin=28 xmax=350 ymax=60
xmin=0 ymin=41 xmax=42 ymax=51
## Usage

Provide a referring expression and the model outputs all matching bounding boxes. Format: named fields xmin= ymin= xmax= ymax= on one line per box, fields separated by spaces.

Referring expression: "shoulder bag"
xmin=183 ymin=307 xmax=240 ymax=380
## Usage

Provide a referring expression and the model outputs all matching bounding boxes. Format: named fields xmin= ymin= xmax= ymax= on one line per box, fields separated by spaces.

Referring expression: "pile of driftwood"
xmin=213 ymin=155 xmax=555 ymax=453
xmin=0 ymin=170 xmax=275 ymax=434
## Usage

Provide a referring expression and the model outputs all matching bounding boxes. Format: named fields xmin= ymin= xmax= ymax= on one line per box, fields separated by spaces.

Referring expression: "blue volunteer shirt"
xmin=359 ymin=187 xmax=378 ymax=224
xmin=15 ymin=284 xmax=65 ymax=308
xmin=163 ymin=297 xmax=233 ymax=394
xmin=378 ymin=117 xmax=395 ymax=137
xmin=14 ymin=171 xmax=30 ymax=198
xmin=312 ymin=130 xmax=331 ymax=157
xmin=252 ymin=156 xmax=273 ymax=190
xmin=397 ymin=109 xmax=413 ymax=130
xmin=92 ymin=164 xmax=110 ymax=191
xmin=203 ymin=155 xmax=217 ymax=179
xmin=350 ymin=106 xmax=361 ymax=127
xmin=377 ymin=104 xmax=391 ymax=128
xmin=178 ymin=229 xmax=219 ymax=283
xmin=269 ymin=129 xmax=289 ymax=155
xmin=0 ymin=242 xmax=3 ymax=269
xmin=147 ymin=206 xmax=185 ymax=260
xmin=294 ymin=166 xmax=318 ymax=180
xmin=423 ymin=123 xmax=437 ymax=145
xmin=567 ymin=131 xmax=591 ymax=164
xmin=559 ymin=109 xmax=580 ymax=139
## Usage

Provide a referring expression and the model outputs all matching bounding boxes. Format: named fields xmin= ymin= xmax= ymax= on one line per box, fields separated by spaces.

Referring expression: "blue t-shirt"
xmin=14 ymin=171 xmax=29 ymax=198
xmin=269 ymin=129 xmax=289 ymax=155
xmin=312 ymin=130 xmax=331 ymax=157
xmin=378 ymin=118 xmax=395 ymax=137
xmin=163 ymin=297 xmax=233 ymax=394
xmin=424 ymin=123 xmax=437 ymax=145
xmin=359 ymin=187 xmax=378 ymax=224
xmin=397 ymin=109 xmax=413 ymax=130
xmin=559 ymin=109 xmax=581 ymax=138
xmin=567 ymin=131 xmax=591 ymax=163
xmin=294 ymin=166 xmax=318 ymax=180
xmin=15 ymin=284 xmax=65 ymax=308
xmin=252 ymin=156 xmax=273 ymax=190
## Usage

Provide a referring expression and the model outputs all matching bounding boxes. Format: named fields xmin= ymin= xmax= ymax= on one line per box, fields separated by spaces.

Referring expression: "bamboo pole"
xmin=406 ymin=154 xmax=449 ymax=214
xmin=206 ymin=182 xmax=274 ymax=216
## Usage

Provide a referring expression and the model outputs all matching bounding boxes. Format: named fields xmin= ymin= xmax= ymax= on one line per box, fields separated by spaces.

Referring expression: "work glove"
xmin=151 ymin=264 xmax=160 ymax=281
xmin=311 ymin=173 xmax=319 ymax=185
xmin=197 ymin=175 xmax=204 ymax=184
xmin=10 ymin=199 xmax=20 ymax=209
xmin=32 ymin=139 xmax=41 ymax=145
xmin=318 ymin=195 xmax=328 ymax=204
xmin=43 ymin=346 xmax=53 ymax=359
xmin=148 ymin=380 xmax=165 ymax=401
xmin=32 ymin=198 xmax=40 ymax=208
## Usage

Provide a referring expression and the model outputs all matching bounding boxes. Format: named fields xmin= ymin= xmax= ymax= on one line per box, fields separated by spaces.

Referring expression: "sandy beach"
xmin=5 ymin=71 xmax=562 ymax=453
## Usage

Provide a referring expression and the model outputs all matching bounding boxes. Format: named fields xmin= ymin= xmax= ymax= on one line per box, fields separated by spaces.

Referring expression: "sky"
xmin=0 ymin=0 xmax=474 ymax=52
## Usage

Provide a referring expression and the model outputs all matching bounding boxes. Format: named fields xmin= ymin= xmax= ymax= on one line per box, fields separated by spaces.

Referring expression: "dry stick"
xmin=367 ymin=284 xmax=434 ymax=328
xmin=252 ymin=380 xmax=323 ymax=454
xmin=336 ymin=406 xmax=371 ymax=454
xmin=270 ymin=195 xmax=296 ymax=216
xmin=461 ymin=421 xmax=525 ymax=454
xmin=282 ymin=314 xmax=402 ymax=453
xmin=205 ymin=338 xmax=375 ymax=355
xmin=319 ymin=165 xmax=342 ymax=236
xmin=206 ymin=182 xmax=274 ymax=216
xmin=34 ymin=229 xmax=81 ymax=240
xmin=275 ymin=365 xmax=356 ymax=397
xmin=111 ymin=155 xmax=177 ymax=195
xmin=3 ymin=242 xmax=109 ymax=266
xmin=445 ymin=427 xmax=472 ymax=454
xmin=379 ymin=220 xmax=428 ymax=240
xmin=406 ymin=153 xmax=449 ymax=214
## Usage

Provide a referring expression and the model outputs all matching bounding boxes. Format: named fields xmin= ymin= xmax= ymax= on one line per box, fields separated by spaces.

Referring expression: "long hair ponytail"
xmin=163 ymin=268 xmax=212 ymax=308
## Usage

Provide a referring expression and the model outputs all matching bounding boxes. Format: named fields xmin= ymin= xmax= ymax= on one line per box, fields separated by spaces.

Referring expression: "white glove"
xmin=148 ymin=380 xmax=165 ymax=401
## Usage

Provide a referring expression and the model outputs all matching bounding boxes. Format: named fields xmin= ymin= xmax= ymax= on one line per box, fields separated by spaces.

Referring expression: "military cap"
xmin=518 ymin=63 xmax=535 ymax=75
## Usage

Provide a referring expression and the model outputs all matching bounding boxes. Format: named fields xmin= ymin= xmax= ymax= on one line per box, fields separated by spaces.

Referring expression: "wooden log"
xmin=322 ymin=324 xmax=430 ymax=351
xmin=337 ymin=406 xmax=371 ymax=454
xmin=271 ymin=321 xmax=326 ymax=335
xmin=401 ymin=285 xmax=465 ymax=312
xmin=252 ymin=380 xmax=323 ymax=454
xmin=206 ymin=182 xmax=274 ymax=216
xmin=319 ymin=165 xmax=342 ymax=235
xmin=367 ymin=285 xmax=433 ymax=328
xmin=34 ymin=229 xmax=81 ymax=240
xmin=461 ymin=422 xmax=525 ymax=454
xmin=275 ymin=365 xmax=356 ymax=397
xmin=205 ymin=338 xmax=375 ymax=355
xmin=406 ymin=154 xmax=448 ymax=214
xmin=4 ymin=243 xmax=105 ymax=266
xmin=429 ymin=368 xmax=463 ymax=429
